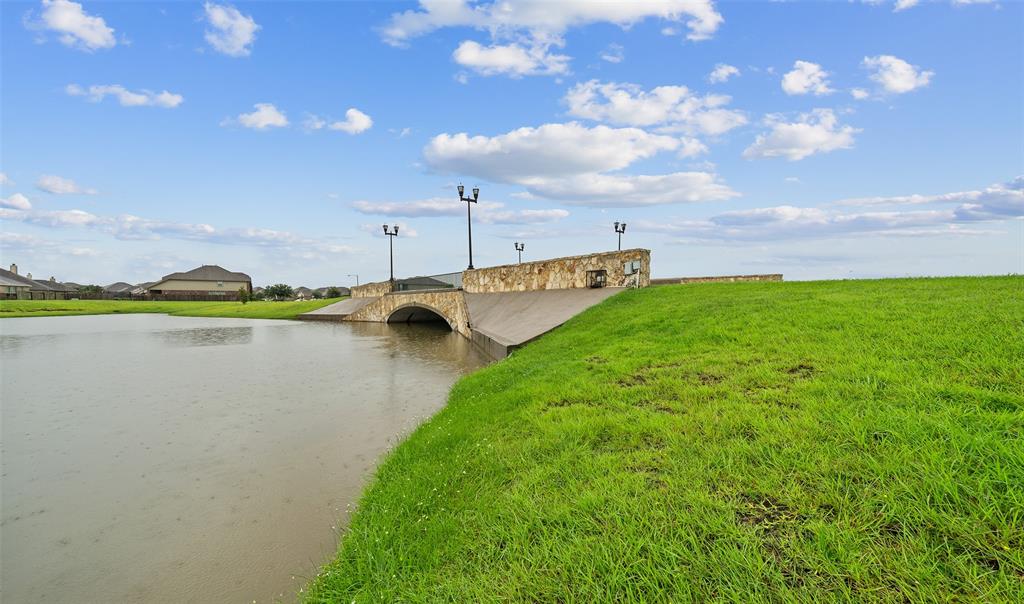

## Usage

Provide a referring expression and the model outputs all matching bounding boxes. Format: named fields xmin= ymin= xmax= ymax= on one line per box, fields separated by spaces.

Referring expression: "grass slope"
xmin=0 ymin=298 xmax=344 ymax=320
xmin=307 ymin=277 xmax=1023 ymax=602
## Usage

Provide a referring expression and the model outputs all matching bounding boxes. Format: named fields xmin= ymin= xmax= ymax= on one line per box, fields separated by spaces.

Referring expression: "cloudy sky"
xmin=1 ymin=0 xmax=1021 ymax=287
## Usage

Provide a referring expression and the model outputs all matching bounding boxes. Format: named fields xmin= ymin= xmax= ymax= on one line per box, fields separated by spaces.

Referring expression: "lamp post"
xmin=614 ymin=221 xmax=627 ymax=251
xmin=382 ymin=224 xmax=399 ymax=281
xmin=514 ymin=242 xmax=525 ymax=264
xmin=458 ymin=184 xmax=480 ymax=270
xmin=347 ymin=273 xmax=359 ymax=286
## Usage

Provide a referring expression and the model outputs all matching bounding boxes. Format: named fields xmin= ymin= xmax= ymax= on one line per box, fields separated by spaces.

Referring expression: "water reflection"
xmin=152 ymin=326 xmax=255 ymax=347
xmin=1 ymin=314 xmax=487 ymax=603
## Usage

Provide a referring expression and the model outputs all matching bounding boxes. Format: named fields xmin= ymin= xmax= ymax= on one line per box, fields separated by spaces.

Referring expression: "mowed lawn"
xmin=307 ymin=276 xmax=1023 ymax=602
xmin=0 ymin=297 xmax=345 ymax=320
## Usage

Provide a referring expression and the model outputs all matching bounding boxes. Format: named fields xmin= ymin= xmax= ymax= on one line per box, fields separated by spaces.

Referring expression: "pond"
xmin=0 ymin=314 xmax=488 ymax=603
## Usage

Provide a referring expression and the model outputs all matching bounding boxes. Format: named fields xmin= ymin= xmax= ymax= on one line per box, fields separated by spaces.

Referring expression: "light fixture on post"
xmin=614 ymin=221 xmax=627 ymax=251
xmin=346 ymin=273 xmax=359 ymax=286
xmin=514 ymin=241 xmax=525 ymax=264
xmin=458 ymin=184 xmax=480 ymax=270
xmin=382 ymin=224 xmax=399 ymax=282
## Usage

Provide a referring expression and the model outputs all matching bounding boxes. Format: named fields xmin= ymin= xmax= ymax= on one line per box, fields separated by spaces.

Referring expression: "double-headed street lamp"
xmin=382 ymin=224 xmax=399 ymax=281
xmin=514 ymin=242 xmax=525 ymax=264
xmin=457 ymin=184 xmax=480 ymax=270
xmin=614 ymin=221 xmax=627 ymax=251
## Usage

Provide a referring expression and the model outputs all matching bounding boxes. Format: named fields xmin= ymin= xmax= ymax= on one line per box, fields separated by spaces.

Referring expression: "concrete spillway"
xmin=299 ymin=287 xmax=625 ymax=359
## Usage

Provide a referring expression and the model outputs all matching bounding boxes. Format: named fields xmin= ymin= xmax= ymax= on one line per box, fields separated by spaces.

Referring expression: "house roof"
xmin=105 ymin=282 xmax=134 ymax=293
xmin=158 ymin=265 xmax=251 ymax=283
xmin=294 ymin=286 xmax=313 ymax=295
xmin=0 ymin=268 xmax=33 ymax=288
xmin=397 ymin=276 xmax=449 ymax=287
xmin=33 ymin=279 xmax=80 ymax=292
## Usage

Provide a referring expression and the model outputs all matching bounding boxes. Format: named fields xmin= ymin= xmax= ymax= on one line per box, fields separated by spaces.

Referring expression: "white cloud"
xmin=863 ymin=55 xmax=933 ymax=94
xmin=204 ymin=2 xmax=259 ymax=57
xmin=781 ymin=60 xmax=833 ymax=96
xmin=708 ymin=63 xmax=740 ymax=83
xmin=743 ymin=109 xmax=859 ymax=161
xmin=381 ymin=0 xmax=724 ymax=46
xmin=353 ymin=198 xmax=476 ymax=218
xmin=227 ymin=103 xmax=288 ymax=129
xmin=424 ymin=121 xmax=736 ymax=206
xmin=452 ymin=40 xmax=570 ymax=77
xmin=360 ymin=223 xmax=419 ymax=238
xmin=425 ymin=122 xmax=679 ymax=182
xmin=600 ymin=43 xmax=624 ymax=64
xmin=865 ymin=0 xmax=993 ymax=10
xmin=564 ymin=80 xmax=746 ymax=136
xmin=785 ymin=176 xmax=802 ymax=184
xmin=36 ymin=174 xmax=96 ymax=195
xmin=526 ymin=172 xmax=739 ymax=207
xmin=632 ymin=176 xmax=1022 ymax=242
xmin=351 ymin=197 xmax=569 ymax=224
xmin=851 ymin=88 xmax=870 ymax=100
xmin=34 ymin=0 xmax=116 ymax=51
xmin=833 ymin=176 xmax=1024 ymax=220
xmin=65 ymin=83 xmax=183 ymax=108
xmin=1 ymin=193 xmax=32 ymax=210
xmin=0 ymin=204 xmax=358 ymax=255
xmin=0 ymin=173 xmax=12 ymax=186
xmin=304 ymin=108 xmax=373 ymax=134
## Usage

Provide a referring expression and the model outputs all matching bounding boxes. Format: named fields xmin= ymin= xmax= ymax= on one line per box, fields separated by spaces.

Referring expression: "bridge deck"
xmin=296 ymin=296 xmax=378 ymax=321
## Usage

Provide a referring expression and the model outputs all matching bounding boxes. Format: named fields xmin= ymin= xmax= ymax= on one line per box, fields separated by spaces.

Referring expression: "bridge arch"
xmin=385 ymin=303 xmax=454 ymax=330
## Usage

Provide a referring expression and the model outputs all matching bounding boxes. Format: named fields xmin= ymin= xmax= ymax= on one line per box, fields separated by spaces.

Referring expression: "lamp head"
xmin=382 ymin=224 xmax=388 ymax=233
xmin=457 ymin=184 xmax=465 ymax=197
xmin=394 ymin=225 xmax=399 ymax=234
xmin=472 ymin=187 xmax=479 ymax=201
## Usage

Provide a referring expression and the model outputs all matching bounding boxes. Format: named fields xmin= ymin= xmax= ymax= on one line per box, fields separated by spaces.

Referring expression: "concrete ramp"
xmin=465 ymin=288 xmax=624 ymax=357
xmin=298 ymin=296 xmax=378 ymax=321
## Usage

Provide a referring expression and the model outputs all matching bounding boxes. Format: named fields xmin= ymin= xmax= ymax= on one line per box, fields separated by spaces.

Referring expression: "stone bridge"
xmin=301 ymin=249 xmax=651 ymax=358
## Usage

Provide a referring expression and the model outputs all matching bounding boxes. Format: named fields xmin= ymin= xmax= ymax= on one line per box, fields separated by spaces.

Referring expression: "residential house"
xmin=0 ymin=265 xmax=33 ymax=299
xmin=105 ymin=282 xmax=134 ymax=295
xmin=130 ymin=282 xmax=155 ymax=296
xmin=2 ymin=264 xmax=79 ymax=299
xmin=147 ymin=265 xmax=252 ymax=300
xmin=294 ymin=286 xmax=314 ymax=300
xmin=314 ymin=286 xmax=350 ymax=298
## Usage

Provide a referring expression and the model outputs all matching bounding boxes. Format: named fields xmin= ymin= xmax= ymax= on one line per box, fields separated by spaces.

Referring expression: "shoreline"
xmin=0 ymin=297 xmax=347 ymax=321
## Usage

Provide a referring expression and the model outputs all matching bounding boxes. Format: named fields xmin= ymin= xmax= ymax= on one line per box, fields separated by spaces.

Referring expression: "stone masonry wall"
xmin=343 ymin=290 xmax=471 ymax=338
xmin=651 ymin=274 xmax=782 ymax=285
xmin=350 ymin=280 xmax=394 ymax=298
xmin=462 ymin=249 xmax=650 ymax=293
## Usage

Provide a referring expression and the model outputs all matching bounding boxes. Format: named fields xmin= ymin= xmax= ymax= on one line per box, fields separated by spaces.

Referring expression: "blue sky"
xmin=1 ymin=0 xmax=1022 ymax=287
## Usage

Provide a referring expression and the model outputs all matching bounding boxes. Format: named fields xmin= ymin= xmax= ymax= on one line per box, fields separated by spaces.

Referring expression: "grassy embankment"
xmin=307 ymin=276 xmax=1023 ymax=602
xmin=0 ymin=297 xmax=345 ymax=320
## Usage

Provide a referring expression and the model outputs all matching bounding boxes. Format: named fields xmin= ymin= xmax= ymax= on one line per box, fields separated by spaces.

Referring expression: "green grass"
xmin=307 ymin=276 xmax=1024 ymax=602
xmin=0 ymin=297 xmax=345 ymax=320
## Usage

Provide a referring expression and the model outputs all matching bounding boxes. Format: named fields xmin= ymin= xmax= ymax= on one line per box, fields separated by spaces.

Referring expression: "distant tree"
xmin=326 ymin=286 xmax=341 ymax=298
xmin=312 ymin=290 xmax=323 ymax=299
xmin=80 ymin=284 xmax=104 ymax=294
xmin=264 ymin=283 xmax=293 ymax=301
xmin=250 ymin=289 xmax=265 ymax=301
xmin=238 ymin=286 xmax=250 ymax=304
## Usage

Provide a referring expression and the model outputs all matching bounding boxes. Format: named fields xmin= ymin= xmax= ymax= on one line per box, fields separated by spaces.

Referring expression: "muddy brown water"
xmin=0 ymin=314 xmax=487 ymax=603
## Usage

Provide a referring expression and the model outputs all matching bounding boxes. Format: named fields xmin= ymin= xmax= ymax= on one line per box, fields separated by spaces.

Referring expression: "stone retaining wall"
xmin=651 ymin=274 xmax=783 ymax=285
xmin=463 ymin=249 xmax=650 ymax=293
xmin=351 ymin=280 xmax=394 ymax=298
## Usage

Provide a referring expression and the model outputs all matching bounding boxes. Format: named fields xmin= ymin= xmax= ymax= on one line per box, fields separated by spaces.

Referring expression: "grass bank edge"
xmin=305 ymin=276 xmax=1024 ymax=602
xmin=0 ymin=297 xmax=346 ymax=320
